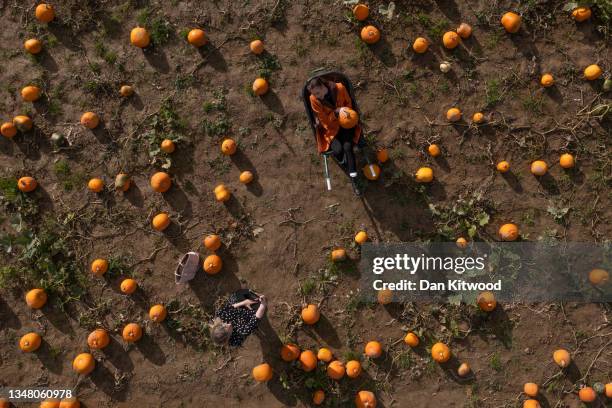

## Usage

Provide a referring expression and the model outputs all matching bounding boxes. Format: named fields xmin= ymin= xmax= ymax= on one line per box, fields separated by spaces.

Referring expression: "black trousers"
xmin=330 ymin=128 xmax=357 ymax=175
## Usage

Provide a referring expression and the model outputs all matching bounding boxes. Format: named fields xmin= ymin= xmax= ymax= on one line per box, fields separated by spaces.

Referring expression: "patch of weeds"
xmin=485 ymin=79 xmax=502 ymax=107
xmin=144 ymin=98 xmax=187 ymax=169
xmin=547 ymin=202 xmax=570 ymax=224
xmin=417 ymin=13 xmax=448 ymax=39
xmin=203 ymin=89 xmax=227 ymax=113
xmin=137 ymin=8 xmax=173 ymax=46
xmin=174 ymin=74 xmax=195 ymax=90
xmin=84 ymin=79 xmax=113 ymax=96
xmin=268 ymin=0 xmax=288 ymax=26
xmin=257 ymin=53 xmax=281 ymax=79
xmin=489 ymin=352 xmax=502 ymax=372
xmin=94 ymin=39 xmax=117 ymax=65
xmin=428 ymin=191 xmax=492 ymax=239
xmin=299 ymin=278 xmax=316 ymax=296
xmin=522 ymin=94 xmax=543 ymax=114
xmin=208 ymin=156 xmax=231 ymax=176
xmin=53 ymin=160 xmax=87 ymax=192
xmin=0 ymin=178 xmax=38 ymax=217
xmin=201 ymin=117 xmax=231 ymax=138
xmin=293 ymin=35 xmax=308 ymax=58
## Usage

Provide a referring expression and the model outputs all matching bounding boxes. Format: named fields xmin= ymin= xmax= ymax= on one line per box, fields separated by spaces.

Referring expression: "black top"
xmin=215 ymin=290 xmax=260 ymax=347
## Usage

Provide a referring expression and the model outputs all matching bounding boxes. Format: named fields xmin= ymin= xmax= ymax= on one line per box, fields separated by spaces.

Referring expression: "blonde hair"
xmin=210 ymin=318 xmax=232 ymax=345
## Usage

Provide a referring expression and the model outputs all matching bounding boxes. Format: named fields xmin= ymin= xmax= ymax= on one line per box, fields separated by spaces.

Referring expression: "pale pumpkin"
xmin=355 ymin=390 xmax=377 ymax=408
xmin=457 ymin=362 xmax=471 ymax=377
xmin=530 ymin=160 xmax=548 ymax=176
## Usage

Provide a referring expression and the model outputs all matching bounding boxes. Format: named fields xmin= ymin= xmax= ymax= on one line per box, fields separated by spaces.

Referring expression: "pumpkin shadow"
xmin=103 ymin=336 xmax=135 ymax=372
xmin=0 ymin=135 xmax=15 ymax=155
xmin=162 ymin=222 xmax=192 ymax=253
xmin=261 ymin=89 xmax=285 ymax=115
xmin=163 ymin=183 xmax=193 ymax=218
xmin=410 ymin=49 xmax=443 ymax=76
xmin=0 ymin=296 xmax=20 ymax=330
xmin=370 ymin=38 xmax=396 ymax=67
xmin=90 ymin=361 xmax=129 ymax=401
xmin=143 ymin=47 xmax=170 ymax=74
xmin=90 ymin=122 xmax=114 ymax=145
xmin=565 ymin=167 xmax=585 ymax=185
xmin=434 ymin=0 xmax=462 ymax=21
xmin=42 ymin=305 xmax=75 ymax=336
xmin=501 ymin=171 xmax=523 ymax=193
xmin=124 ymin=182 xmax=144 ymax=208
xmin=308 ymin=313 xmax=343 ymax=348
xmin=136 ymin=334 xmax=166 ymax=366
xmin=473 ymin=306 xmax=513 ymax=349
xmin=562 ymin=360 xmax=583 ymax=383
xmin=189 ymin=252 xmax=241 ymax=308
xmin=543 ymin=85 xmax=564 ymax=104
xmin=127 ymin=92 xmax=145 ymax=111
xmin=256 ymin=316 xmax=284 ymax=371
xmin=37 ymin=49 xmax=59 ymax=73
xmin=434 ymin=155 xmax=451 ymax=173
xmin=35 ymin=340 xmax=64 ymax=374
xmin=222 ymin=195 xmax=246 ymax=219
xmin=535 ymin=173 xmax=560 ymax=195
xmin=48 ymin=24 xmax=84 ymax=52
xmin=197 ymin=44 xmax=228 ymax=72
xmin=509 ymin=32 xmax=541 ymax=64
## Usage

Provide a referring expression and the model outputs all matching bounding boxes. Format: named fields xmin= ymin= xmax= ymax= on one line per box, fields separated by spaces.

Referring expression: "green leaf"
xmin=478 ymin=212 xmax=490 ymax=226
xmin=448 ymin=294 xmax=462 ymax=305
xmin=467 ymin=224 xmax=477 ymax=238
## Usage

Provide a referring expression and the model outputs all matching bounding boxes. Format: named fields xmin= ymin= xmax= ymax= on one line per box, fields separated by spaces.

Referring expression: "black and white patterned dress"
xmin=216 ymin=290 xmax=260 ymax=347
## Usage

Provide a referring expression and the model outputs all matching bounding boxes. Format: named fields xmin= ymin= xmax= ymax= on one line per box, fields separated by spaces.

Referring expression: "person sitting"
xmin=210 ymin=289 xmax=267 ymax=347
xmin=308 ymin=77 xmax=363 ymax=195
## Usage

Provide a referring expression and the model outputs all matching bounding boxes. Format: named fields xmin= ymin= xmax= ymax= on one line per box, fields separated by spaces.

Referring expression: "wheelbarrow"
xmin=174 ymin=252 xmax=200 ymax=284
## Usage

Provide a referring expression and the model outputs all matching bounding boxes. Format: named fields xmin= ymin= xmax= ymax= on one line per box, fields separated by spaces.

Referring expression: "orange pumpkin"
xmin=530 ymin=160 xmax=548 ymax=176
xmin=122 ymin=323 xmax=143 ymax=343
xmin=376 ymin=148 xmax=389 ymax=163
xmin=35 ymin=3 xmax=55 ymax=23
xmin=472 ymin=112 xmax=484 ymax=123
xmin=456 ymin=23 xmax=472 ymax=39
xmin=588 ymin=268 xmax=609 ymax=286
xmin=150 ymin=172 xmax=172 ymax=193
xmin=446 ymin=107 xmax=461 ymax=122
xmin=413 ymin=37 xmax=429 ymax=53
xmin=59 ymin=398 xmax=80 ymax=408
xmin=252 ymin=363 xmax=273 ymax=382
xmin=317 ymin=347 xmax=333 ymax=362
xmin=25 ymin=288 xmax=47 ymax=309
xmin=299 ymin=350 xmax=317 ymax=372
xmin=250 ymin=39 xmax=264 ymax=54
xmin=160 ymin=139 xmax=175 ymax=153
xmin=523 ymin=400 xmax=541 ymax=408
xmin=204 ymin=234 xmax=222 ymax=251
xmin=40 ymin=400 xmax=60 ymax=408
xmin=21 ymin=85 xmax=41 ymax=102
xmin=584 ymin=64 xmax=602 ymax=81
xmin=363 ymin=164 xmax=381 ymax=180
xmin=301 ymin=304 xmax=320 ymax=325
xmin=87 ymin=178 xmax=104 ymax=193
xmin=253 ymin=78 xmax=269 ymax=96
xmin=477 ymin=291 xmax=497 ymax=312
xmin=360 ymin=25 xmax=380 ymax=44
xmin=327 ymin=360 xmax=345 ymax=380
xmin=456 ymin=237 xmax=468 ymax=249
xmin=203 ymin=254 xmax=222 ymax=274
xmin=431 ymin=342 xmax=451 ymax=363
xmin=404 ymin=332 xmax=419 ymax=347
xmin=13 ymin=115 xmax=33 ymax=132
xmin=91 ymin=258 xmax=109 ymax=277
xmin=523 ymin=383 xmax=539 ymax=397
xmin=280 ymin=344 xmax=300 ymax=361
xmin=540 ymin=74 xmax=554 ymax=87
xmin=214 ymin=184 xmax=231 ymax=202
xmin=331 ymin=248 xmax=347 ymax=262
xmin=496 ymin=161 xmax=510 ymax=173
xmin=120 ymin=278 xmax=138 ymax=295
xmin=364 ymin=341 xmax=382 ymax=358
xmin=552 ymin=349 xmax=571 ymax=367
xmin=501 ymin=12 xmax=521 ymax=33
xmin=115 ymin=173 xmax=131 ymax=192
xmin=338 ymin=107 xmax=359 ymax=129
xmin=130 ymin=27 xmax=150 ymax=48
xmin=25 ymin=38 xmax=43 ymax=54
xmin=72 ymin=353 xmax=95 ymax=375
xmin=346 ymin=360 xmax=362 ymax=378
xmin=578 ymin=387 xmax=597 ymax=402
xmin=1 ymin=122 xmax=17 ymax=138
xmin=355 ymin=231 xmax=368 ymax=244
xmin=0 ymin=398 xmax=7 ymax=408
xmin=119 ymin=85 xmax=134 ymax=97
xmin=499 ymin=223 xmax=519 ymax=241
xmin=187 ymin=29 xmax=207 ymax=47
xmin=572 ymin=7 xmax=591 ymax=22
xmin=149 ymin=304 xmax=167 ymax=322
xmin=415 ymin=167 xmax=433 ymax=183
xmin=442 ymin=31 xmax=460 ymax=49
xmin=18 ymin=176 xmax=38 ymax=192
xmin=80 ymin=112 xmax=100 ymax=129
xmin=355 ymin=390 xmax=377 ymax=408
xmin=87 ymin=329 xmax=110 ymax=349
xmin=428 ymin=144 xmax=441 ymax=157
xmin=221 ymin=138 xmax=237 ymax=155
xmin=605 ymin=383 xmax=612 ymax=398
xmin=353 ymin=4 xmax=369 ymax=21
xmin=19 ymin=332 xmax=42 ymax=352
xmin=559 ymin=153 xmax=575 ymax=169
xmin=377 ymin=289 xmax=393 ymax=305
xmin=152 ymin=213 xmax=171 ymax=231
xmin=239 ymin=171 xmax=254 ymax=184
xmin=313 ymin=390 xmax=325 ymax=406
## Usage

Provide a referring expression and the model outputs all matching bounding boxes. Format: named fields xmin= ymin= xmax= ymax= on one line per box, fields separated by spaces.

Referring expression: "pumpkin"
xmin=130 ymin=27 xmax=150 ymax=48
xmin=59 ymin=398 xmax=80 ymax=408
xmin=440 ymin=61 xmax=452 ymax=73
xmin=346 ymin=360 xmax=362 ymax=378
xmin=572 ymin=7 xmax=591 ymax=22
xmin=355 ymin=390 xmax=377 ymax=408
xmin=41 ymin=401 xmax=60 ymax=408
xmin=523 ymin=400 xmax=540 ymax=408
xmin=150 ymin=172 xmax=171 ymax=193
xmin=21 ymin=85 xmax=41 ymax=102
xmin=203 ymin=254 xmax=223 ymax=274
xmin=355 ymin=231 xmax=368 ymax=244
xmin=253 ymin=78 xmax=269 ymax=96
xmin=327 ymin=360 xmax=345 ymax=380
xmin=313 ymin=390 xmax=325 ymax=405
xmin=80 ymin=112 xmax=99 ymax=129
xmin=457 ymin=362 xmax=471 ymax=377
xmin=25 ymin=38 xmax=43 ymax=54
xmin=331 ymin=248 xmax=347 ymax=262
xmin=377 ymin=289 xmax=393 ymax=304
xmin=353 ymin=4 xmax=369 ymax=21
xmin=122 ymin=323 xmax=143 ymax=343
xmin=530 ymin=160 xmax=548 ymax=176
xmin=119 ymin=85 xmax=134 ymax=97
xmin=203 ymin=234 xmax=222 ymax=251
xmin=1 ymin=122 xmax=17 ymax=138
xmin=501 ymin=12 xmax=521 ymax=33
xmin=301 ymin=304 xmax=320 ymax=325
xmin=72 ymin=353 xmax=95 ymax=375
xmin=523 ymin=383 xmax=539 ymax=397
xmin=26 ymin=288 xmax=47 ymax=309
xmin=376 ymin=148 xmax=389 ymax=163
xmin=363 ymin=164 xmax=381 ymax=180
xmin=338 ymin=107 xmax=359 ymax=129
xmin=0 ymin=399 xmax=7 ymax=408
xmin=360 ymin=25 xmax=380 ymax=44
xmin=431 ymin=342 xmax=451 ymax=363
xmin=317 ymin=348 xmax=333 ymax=362
xmin=149 ymin=304 xmax=167 ymax=322
xmin=540 ymin=74 xmax=554 ymax=87
xmin=364 ymin=341 xmax=382 ymax=358
xmin=456 ymin=237 xmax=468 ymax=248
xmin=496 ymin=161 xmax=510 ymax=173
xmin=579 ymin=387 xmax=597 ymax=403
xmin=18 ymin=176 xmax=37 ymax=192
xmin=456 ymin=23 xmax=472 ymax=39
xmin=428 ymin=144 xmax=441 ymax=157
xmin=187 ymin=29 xmax=207 ymax=47
xmin=442 ymin=31 xmax=460 ymax=49
xmin=221 ymin=138 xmax=237 ymax=155
xmin=252 ymin=363 xmax=273 ymax=382
xmin=404 ymin=332 xmax=419 ymax=347
xmin=88 ymin=178 xmax=104 ymax=193
xmin=415 ymin=167 xmax=433 ymax=183
xmin=472 ymin=112 xmax=484 ymax=123
xmin=412 ymin=37 xmax=429 ymax=53
xmin=477 ymin=291 xmax=497 ymax=312
xmin=446 ymin=107 xmax=461 ymax=122
xmin=19 ymin=332 xmax=42 ymax=352
xmin=605 ymin=383 xmax=612 ymax=398
xmin=120 ymin=278 xmax=138 ymax=295
xmin=499 ymin=223 xmax=519 ymax=241
xmin=13 ymin=115 xmax=33 ymax=131
xmin=91 ymin=259 xmax=109 ymax=277
xmin=115 ymin=173 xmax=131 ymax=192
xmin=588 ymin=268 xmax=609 ymax=286
xmin=152 ymin=213 xmax=171 ymax=231
xmin=35 ymin=3 xmax=55 ymax=23
xmin=280 ymin=343 xmax=300 ymax=361
xmin=553 ymin=349 xmax=571 ymax=367
xmin=559 ymin=153 xmax=575 ymax=169
xmin=87 ymin=329 xmax=110 ymax=349
xmin=160 ymin=139 xmax=175 ymax=153
xmin=214 ymin=184 xmax=231 ymax=202
xmin=250 ymin=39 xmax=264 ymax=54
xmin=299 ymin=350 xmax=317 ymax=372
xmin=584 ymin=64 xmax=602 ymax=81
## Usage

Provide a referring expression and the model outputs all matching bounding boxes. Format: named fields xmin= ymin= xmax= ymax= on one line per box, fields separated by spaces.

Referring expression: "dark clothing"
xmin=215 ymin=289 xmax=260 ymax=347
xmin=330 ymin=127 xmax=357 ymax=175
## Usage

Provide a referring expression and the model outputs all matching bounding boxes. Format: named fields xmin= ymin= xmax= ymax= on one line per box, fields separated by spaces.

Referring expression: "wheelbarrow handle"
xmin=323 ymin=155 xmax=332 ymax=191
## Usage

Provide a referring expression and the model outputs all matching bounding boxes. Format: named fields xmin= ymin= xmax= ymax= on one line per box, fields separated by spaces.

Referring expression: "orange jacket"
xmin=309 ymin=82 xmax=361 ymax=153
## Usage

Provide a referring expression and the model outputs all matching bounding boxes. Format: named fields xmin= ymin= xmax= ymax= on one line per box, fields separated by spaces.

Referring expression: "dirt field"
xmin=0 ymin=0 xmax=611 ymax=407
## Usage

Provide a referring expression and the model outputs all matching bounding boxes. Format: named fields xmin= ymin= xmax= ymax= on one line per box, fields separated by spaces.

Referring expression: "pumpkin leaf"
xmin=563 ymin=2 xmax=578 ymax=11
xmin=448 ymin=294 xmax=462 ymax=306
xmin=378 ymin=2 xmax=396 ymax=20
xmin=477 ymin=212 xmax=490 ymax=226
xmin=467 ymin=224 xmax=477 ymax=238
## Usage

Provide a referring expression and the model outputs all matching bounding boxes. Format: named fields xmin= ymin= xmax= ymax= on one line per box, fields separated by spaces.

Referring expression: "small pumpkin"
xmin=41 ymin=400 xmax=60 ymax=408
xmin=120 ymin=278 xmax=138 ymax=295
xmin=415 ymin=167 xmax=433 ymax=183
xmin=360 ymin=25 xmax=381 ymax=44
xmin=472 ymin=112 xmax=484 ymax=123
xmin=338 ymin=107 xmax=359 ymax=129
xmin=523 ymin=383 xmax=539 ymax=397
xmin=327 ymin=360 xmax=345 ymax=380
xmin=35 ymin=3 xmax=55 ymax=23
xmin=18 ymin=176 xmax=38 ymax=192
xmin=553 ymin=349 xmax=571 ymax=368
xmin=353 ymin=4 xmax=369 ymax=21
xmin=404 ymin=332 xmax=419 ymax=347
xmin=431 ymin=342 xmax=451 ymax=363
xmin=21 ymin=85 xmax=42 ymax=102
xmin=530 ymin=160 xmax=548 ymax=176
xmin=313 ymin=390 xmax=325 ymax=406
xmin=19 ymin=332 xmax=42 ymax=352
xmin=301 ymin=304 xmax=320 ymax=325
xmin=346 ymin=360 xmax=362 ymax=378
xmin=25 ymin=288 xmax=47 ymax=309
xmin=203 ymin=234 xmax=222 ymax=251
xmin=559 ymin=153 xmax=575 ymax=169
xmin=428 ymin=144 xmax=441 ymax=157
xmin=203 ymin=254 xmax=223 ymax=274
xmin=221 ymin=138 xmax=237 ymax=155
xmin=317 ymin=347 xmax=333 ymax=362
xmin=439 ymin=61 xmax=452 ymax=73
xmin=363 ymin=164 xmax=381 ymax=180
xmin=91 ymin=258 xmax=109 ymax=277
xmin=496 ymin=161 xmax=510 ymax=173
xmin=588 ymin=268 xmax=609 ymax=286
xmin=239 ymin=171 xmax=254 ymax=184
xmin=280 ymin=343 xmax=300 ymax=362
xmin=214 ymin=184 xmax=231 ymax=202
xmin=540 ymin=73 xmax=554 ymax=87
xmin=253 ymin=78 xmax=269 ymax=96
xmin=584 ymin=64 xmax=602 ymax=80
xmin=364 ymin=341 xmax=382 ymax=358
xmin=579 ymin=387 xmax=597 ymax=403
xmin=250 ymin=39 xmax=264 ymax=54
xmin=456 ymin=237 xmax=468 ymax=248
xmin=122 ymin=323 xmax=143 ymax=343
xmin=1 ymin=122 xmax=17 ymax=138
xmin=25 ymin=38 xmax=43 ymax=54
xmin=59 ymin=398 xmax=80 ymax=408
xmin=87 ymin=329 xmax=110 ymax=349
xmin=499 ymin=223 xmax=519 ymax=241
xmin=376 ymin=148 xmax=389 ymax=163
xmin=299 ymin=350 xmax=317 ymax=372
xmin=605 ymin=383 xmax=612 ymax=398
xmin=457 ymin=362 xmax=471 ymax=377
xmin=331 ymin=248 xmax=347 ymax=262
xmin=501 ymin=12 xmax=521 ymax=33
xmin=456 ymin=23 xmax=472 ymax=39
xmin=187 ymin=29 xmax=207 ymax=47
xmin=0 ymin=398 xmax=7 ymax=408
xmin=377 ymin=289 xmax=393 ymax=305
xmin=446 ymin=107 xmax=462 ymax=122
xmin=119 ymin=85 xmax=134 ymax=97
xmin=152 ymin=213 xmax=171 ymax=231
xmin=252 ymin=363 xmax=273 ymax=382
xmin=355 ymin=390 xmax=377 ymax=408
xmin=149 ymin=304 xmax=167 ymax=322
xmin=572 ymin=7 xmax=591 ymax=22
xmin=160 ymin=139 xmax=175 ymax=153
xmin=13 ymin=115 xmax=33 ymax=132
xmin=88 ymin=178 xmax=104 ymax=193
xmin=72 ymin=353 xmax=95 ymax=375
xmin=80 ymin=112 xmax=100 ymax=129
xmin=150 ymin=172 xmax=172 ymax=193
xmin=130 ymin=27 xmax=150 ymax=48
xmin=477 ymin=291 xmax=497 ymax=312
xmin=412 ymin=37 xmax=429 ymax=54
xmin=355 ymin=231 xmax=368 ymax=244
xmin=442 ymin=31 xmax=460 ymax=49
